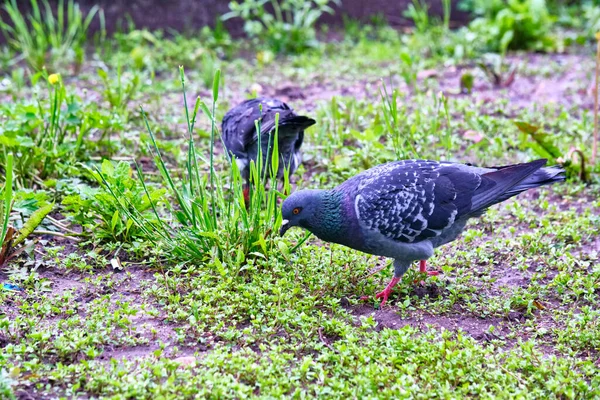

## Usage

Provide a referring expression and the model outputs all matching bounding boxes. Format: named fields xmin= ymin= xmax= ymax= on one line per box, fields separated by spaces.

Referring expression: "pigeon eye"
xmin=292 ymin=207 xmax=302 ymax=215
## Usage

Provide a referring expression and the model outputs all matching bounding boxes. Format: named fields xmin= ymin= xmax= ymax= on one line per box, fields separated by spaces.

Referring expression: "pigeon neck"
xmin=306 ymin=190 xmax=349 ymax=243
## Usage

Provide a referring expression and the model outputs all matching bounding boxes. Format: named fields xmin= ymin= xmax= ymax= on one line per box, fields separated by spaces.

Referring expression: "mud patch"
xmin=350 ymin=304 xmax=510 ymax=342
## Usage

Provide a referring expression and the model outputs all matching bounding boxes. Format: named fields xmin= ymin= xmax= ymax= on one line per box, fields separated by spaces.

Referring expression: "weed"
xmin=515 ymin=120 xmax=587 ymax=180
xmin=110 ymin=28 xmax=229 ymax=84
xmin=466 ymin=0 xmax=560 ymax=53
xmin=477 ymin=52 xmax=518 ymax=87
xmin=223 ymin=0 xmax=340 ymax=54
xmin=97 ymin=63 xmax=141 ymax=121
xmin=0 ymin=70 xmax=114 ymax=186
xmin=61 ymin=160 xmax=166 ymax=243
xmin=0 ymin=0 xmax=103 ymax=71
xmin=100 ymin=68 xmax=285 ymax=265
xmin=0 ymin=154 xmax=53 ymax=266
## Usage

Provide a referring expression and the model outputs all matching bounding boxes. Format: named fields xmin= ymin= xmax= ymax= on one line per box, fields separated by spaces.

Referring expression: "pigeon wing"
xmin=222 ymin=98 xmax=295 ymax=157
xmin=354 ymin=160 xmax=482 ymax=243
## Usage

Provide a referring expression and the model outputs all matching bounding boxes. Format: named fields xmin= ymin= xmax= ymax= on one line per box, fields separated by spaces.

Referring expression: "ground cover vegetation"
xmin=1 ymin=0 xmax=600 ymax=398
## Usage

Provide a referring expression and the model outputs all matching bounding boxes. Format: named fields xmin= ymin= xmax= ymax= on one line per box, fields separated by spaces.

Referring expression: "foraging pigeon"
xmin=280 ymin=159 xmax=565 ymax=305
xmin=222 ymin=98 xmax=316 ymax=200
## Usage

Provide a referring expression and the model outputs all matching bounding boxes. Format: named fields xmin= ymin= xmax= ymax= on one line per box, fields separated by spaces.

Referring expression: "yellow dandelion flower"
xmin=48 ymin=73 xmax=60 ymax=85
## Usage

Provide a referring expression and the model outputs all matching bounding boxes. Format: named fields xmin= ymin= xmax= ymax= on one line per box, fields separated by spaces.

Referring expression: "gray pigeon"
xmin=280 ymin=159 xmax=565 ymax=305
xmin=222 ymin=98 xmax=315 ymax=200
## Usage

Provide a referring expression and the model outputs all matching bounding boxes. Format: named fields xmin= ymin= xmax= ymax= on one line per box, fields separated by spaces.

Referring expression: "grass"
xmin=1 ymin=1 xmax=600 ymax=398
xmin=0 ymin=0 xmax=103 ymax=71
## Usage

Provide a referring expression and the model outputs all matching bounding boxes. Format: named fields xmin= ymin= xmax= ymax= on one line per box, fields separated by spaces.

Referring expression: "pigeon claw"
xmin=374 ymin=276 xmax=401 ymax=307
xmin=419 ymin=260 xmax=440 ymax=276
xmin=375 ymin=289 xmax=392 ymax=306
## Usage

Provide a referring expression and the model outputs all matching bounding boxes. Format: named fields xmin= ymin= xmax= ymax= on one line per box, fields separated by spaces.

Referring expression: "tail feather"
xmin=470 ymin=159 xmax=565 ymax=213
xmin=261 ymin=115 xmax=316 ymax=137
xmin=506 ymin=165 xmax=565 ymax=196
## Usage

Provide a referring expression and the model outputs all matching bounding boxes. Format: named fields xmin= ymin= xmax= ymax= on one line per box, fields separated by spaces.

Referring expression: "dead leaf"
xmin=173 ymin=356 xmax=196 ymax=367
xmin=110 ymin=257 xmax=123 ymax=271
xmin=417 ymin=69 xmax=438 ymax=80
xmin=533 ymin=300 xmax=546 ymax=310
xmin=514 ymin=121 xmax=540 ymax=135
xmin=463 ymin=130 xmax=484 ymax=143
xmin=250 ymin=83 xmax=263 ymax=95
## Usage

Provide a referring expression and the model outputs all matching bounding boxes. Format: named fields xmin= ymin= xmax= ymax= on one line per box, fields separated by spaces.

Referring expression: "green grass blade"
xmin=141 ymin=107 xmax=193 ymax=224
xmin=1 ymin=153 xmax=14 ymax=244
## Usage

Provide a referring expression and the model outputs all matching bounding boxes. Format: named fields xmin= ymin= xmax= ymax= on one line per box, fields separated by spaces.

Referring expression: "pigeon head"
xmin=279 ymin=189 xmax=324 ymax=236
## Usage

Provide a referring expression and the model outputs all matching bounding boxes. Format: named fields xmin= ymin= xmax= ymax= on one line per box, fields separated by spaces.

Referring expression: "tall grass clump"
xmin=0 ymin=0 xmax=104 ymax=70
xmin=100 ymin=68 xmax=285 ymax=266
xmin=223 ymin=0 xmax=340 ymax=54
xmin=1 ymin=72 xmax=110 ymax=186
xmin=380 ymin=83 xmax=417 ymax=159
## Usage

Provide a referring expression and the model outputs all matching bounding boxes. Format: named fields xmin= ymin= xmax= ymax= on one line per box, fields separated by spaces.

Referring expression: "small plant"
xmin=61 ymin=160 xmax=166 ymax=243
xmin=404 ymin=0 xmax=432 ymax=33
xmin=0 ymin=368 xmax=17 ymax=400
xmin=515 ymin=121 xmax=588 ymax=181
xmin=1 ymin=154 xmax=53 ymax=266
xmin=466 ymin=0 xmax=559 ymax=54
xmin=477 ymin=53 xmax=517 ymax=87
xmin=222 ymin=0 xmax=340 ymax=54
xmin=0 ymin=71 xmax=113 ymax=186
xmin=404 ymin=0 xmax=452 ymax=32
xmin=0 ymin=0 xmax=104 ymax=71
xmin=101 ymin=68 xmax=285 ymax=264
xmin=593 ymin=31 xmax=600 ymax=166
xmin=380 ymin=83 xmax=417 ymax=159
xmin=97 ymin=64 xmax=141 ymax=121
xmin=398 ymin=51 xmax=419 ymax=88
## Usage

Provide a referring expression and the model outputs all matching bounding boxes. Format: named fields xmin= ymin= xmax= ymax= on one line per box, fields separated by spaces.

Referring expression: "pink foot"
xmin=419 ymin=260 xmax=439 ymax=276
xmin=374 ymin=277 xmax=401 ymax=306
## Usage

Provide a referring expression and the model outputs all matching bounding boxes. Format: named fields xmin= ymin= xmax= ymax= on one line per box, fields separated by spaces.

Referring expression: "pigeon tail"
xmin=508 ymin=165 xmax=566 ymax=193
xmin=471 ymin=159 xmax=565 ymax=213
xmin=261 ymin=115 xmax=316 ymax=138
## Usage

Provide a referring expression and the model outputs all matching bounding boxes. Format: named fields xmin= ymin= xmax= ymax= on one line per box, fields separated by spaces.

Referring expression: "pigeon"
xmin=279 ymin=159 xmax=565 ymax=305
xmin=222 ymin=98 xmax=316 ymax=201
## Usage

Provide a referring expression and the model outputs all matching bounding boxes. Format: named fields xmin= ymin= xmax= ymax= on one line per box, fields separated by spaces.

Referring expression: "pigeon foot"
xmin=419 ymin=260 xmax=439 ymax=276
xmin=374 ymin=277 xmax=401 ymax=306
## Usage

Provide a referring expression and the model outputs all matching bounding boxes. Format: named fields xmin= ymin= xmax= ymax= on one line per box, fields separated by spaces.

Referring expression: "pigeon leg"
xmin=372 ymin=260 xmax=410 ymax=306
xmin=374 ymin=277 xmax=401 ymax=306
xmin=279 ymin=179 xmax=291 ymax=197
xmin=243 ymin=185 xmax=250 ymax=208
xmin=419 ymin=260 xmax=439 ymax=276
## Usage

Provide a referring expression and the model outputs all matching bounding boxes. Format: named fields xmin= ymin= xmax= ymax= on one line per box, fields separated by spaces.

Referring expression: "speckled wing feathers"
xmin=353 ymin=160 xmax=481 ymax=243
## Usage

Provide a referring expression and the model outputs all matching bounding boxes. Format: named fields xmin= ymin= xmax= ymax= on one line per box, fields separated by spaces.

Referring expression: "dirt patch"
xmin=350 ymin=304 xmax=510 ymax=341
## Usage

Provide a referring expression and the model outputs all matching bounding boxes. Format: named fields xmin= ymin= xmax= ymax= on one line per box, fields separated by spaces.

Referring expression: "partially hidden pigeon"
xmin=280 ymin=159 xmax=565 ymax=305
xmin=222 ymin=98 xmax=316 ymax=200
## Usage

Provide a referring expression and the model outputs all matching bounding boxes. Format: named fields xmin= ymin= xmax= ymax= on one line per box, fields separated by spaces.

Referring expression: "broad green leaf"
xmin=13 ymin=203 xmax=53 ymax=246
xmin=111 ymin=210 xmax=119 ymax=230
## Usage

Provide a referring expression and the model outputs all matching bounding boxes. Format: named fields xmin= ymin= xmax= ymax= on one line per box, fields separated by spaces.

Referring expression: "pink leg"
xmin=419 ymin=260 xmax=439 ymax=276
xmin=374 ymin=277 xmax=401 ymax=306
xmin=243 ymin=186 xmax=250 ymax=208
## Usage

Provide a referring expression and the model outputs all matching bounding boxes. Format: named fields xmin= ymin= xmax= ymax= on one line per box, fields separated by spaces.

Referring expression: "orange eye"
xmin=292 ymin=207 xmax=301 ymax=215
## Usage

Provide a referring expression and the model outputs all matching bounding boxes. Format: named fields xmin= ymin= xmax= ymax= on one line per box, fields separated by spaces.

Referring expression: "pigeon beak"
xmin=279 ymin=219 xmax=290 ymax=236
